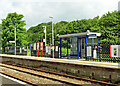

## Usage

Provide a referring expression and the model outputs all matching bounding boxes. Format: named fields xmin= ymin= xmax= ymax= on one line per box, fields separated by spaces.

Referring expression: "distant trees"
xmin=0 ymin=24 xmax=2 ymax=51
xmin=27 ymin=11 xmax=120 ymax=45
xmin=2 ymin=12 xmax=28 ymax=53
xmin=98 ymin=11 xmax=120 ymax=44
xmin=2 ymin=11 xmax=119 ymax=53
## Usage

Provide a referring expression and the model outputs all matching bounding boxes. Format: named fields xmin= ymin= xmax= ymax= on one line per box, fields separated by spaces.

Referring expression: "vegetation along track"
xmin=0 ymin=62 xmax=118 ymax=86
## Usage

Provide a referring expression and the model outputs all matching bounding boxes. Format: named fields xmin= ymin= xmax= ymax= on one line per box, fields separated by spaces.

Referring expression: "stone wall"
xmin=1 ymin=56 xmax=120 ymax=83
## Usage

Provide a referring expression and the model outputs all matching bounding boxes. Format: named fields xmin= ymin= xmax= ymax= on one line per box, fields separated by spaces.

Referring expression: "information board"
xmin=110 ymin=45 xmax=120 ymax=57
xmin=48 ymin=46 xmax=51 ymax=55
xmin=20 ymin=47 xmax=22 ymax=54
xmin=56 ymin=46 xmax=58 ymax=51
xmin=87 ymin=46 xmax=92 ymax=57
xmin=46 ymin=46 xmax=48 ymax=53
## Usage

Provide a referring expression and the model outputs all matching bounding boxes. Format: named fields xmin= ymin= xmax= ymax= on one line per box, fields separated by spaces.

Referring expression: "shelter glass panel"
xmin=70 ymin=37 xmax=77 ymax=56
xmin=88 ymin=38 xmax=97 ymax=45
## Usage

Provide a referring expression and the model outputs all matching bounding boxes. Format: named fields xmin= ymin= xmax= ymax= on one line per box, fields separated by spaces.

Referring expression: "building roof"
xmin=58 ymin=31 xmax=101 ymax=38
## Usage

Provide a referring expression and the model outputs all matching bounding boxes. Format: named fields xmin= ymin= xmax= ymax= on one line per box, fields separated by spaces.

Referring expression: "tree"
xmin=98 ymin=11 xmax=119 ymax=44
xmin=27 ymin=11 xmax=120 ymax=46
xmin=0 ymin=24 xmax=2 ymax=53
xmin=2 ymin=12 xmax=28 ymax=53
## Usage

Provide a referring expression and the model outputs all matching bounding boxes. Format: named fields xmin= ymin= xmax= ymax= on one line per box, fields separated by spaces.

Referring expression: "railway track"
xmin=1 ymin=63 xmax=90 ymax=86
xmin=0 ymin=62 xmax=118 ymax=86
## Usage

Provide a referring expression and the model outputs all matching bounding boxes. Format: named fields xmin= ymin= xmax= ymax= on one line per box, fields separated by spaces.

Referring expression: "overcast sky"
xmin=0 ymin=0 xmax=119 ymax=30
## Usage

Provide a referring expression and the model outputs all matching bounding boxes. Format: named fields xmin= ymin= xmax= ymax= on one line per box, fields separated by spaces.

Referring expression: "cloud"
xmin=0 ymin=0 xmax=119 ymax=29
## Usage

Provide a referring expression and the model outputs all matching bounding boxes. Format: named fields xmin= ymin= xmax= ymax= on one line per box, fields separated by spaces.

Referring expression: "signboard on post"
xmin=37 ymin=42 xmax=40 ymax=50
xmin=40 ymin=42 xmax=44 ymax=51
xmin=48 ymin=46 xmax=51 ymax=55
xmin=40 ymin=42 xmax=44 ymax=57
xmin=9 ymin=41 xmax=15 ymax=43
xmin=46 ymin=46 xmax=48 ymax=53
xmin=56 ymin=46 xmax=58 ymax=51
xmin=20 ymin=47 xmax=22 ymax=54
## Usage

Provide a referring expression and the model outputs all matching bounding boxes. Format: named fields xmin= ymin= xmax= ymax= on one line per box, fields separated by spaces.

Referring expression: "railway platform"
xmin=0 ymin=54 xmax=120 ymax=84
xmin=1 ymin=54 xmax=119 ymax=69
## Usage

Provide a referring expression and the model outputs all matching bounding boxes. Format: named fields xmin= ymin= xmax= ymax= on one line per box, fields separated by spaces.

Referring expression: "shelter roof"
xmin=58 ymin=30 xmax=101 ymax=38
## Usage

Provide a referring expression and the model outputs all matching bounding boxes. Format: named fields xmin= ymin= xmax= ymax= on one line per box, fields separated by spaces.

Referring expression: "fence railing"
xmin=86 ymin=43 xmax=120 ymax=63
xmin=5 ymin=46 xmax=27 ymax=55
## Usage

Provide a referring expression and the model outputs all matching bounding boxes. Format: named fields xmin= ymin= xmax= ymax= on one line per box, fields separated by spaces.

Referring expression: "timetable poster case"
xmin=87 ymin=46 xmax=92 ymax=57
xmin=37 ymin=42 xmax=40 ymax=50
xmin=40 ymin=42 xmax=44 ymax=51
xmin=33 ymin=43 xmax=36 ymax=50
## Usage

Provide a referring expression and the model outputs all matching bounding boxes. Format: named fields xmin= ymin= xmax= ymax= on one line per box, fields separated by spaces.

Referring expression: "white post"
xmin=52 ymin=18 xmax=54 ymax=46
xmin=49 ymin=16 xmax=54 ymax=58
xmin=15 ymin=27 xmax=16 ymax=55
xmin=43 ymin=26 xmax=47 ymax=46
xmin=44 ymin=26 xmax=46 ymax=46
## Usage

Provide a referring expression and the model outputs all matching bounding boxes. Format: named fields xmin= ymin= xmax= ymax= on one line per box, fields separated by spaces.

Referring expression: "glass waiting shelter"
xmin=58 ymin=30 xmax=101 ymax=59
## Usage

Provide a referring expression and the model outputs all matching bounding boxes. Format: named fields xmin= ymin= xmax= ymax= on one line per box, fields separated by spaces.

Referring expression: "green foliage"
xmin=98 ymin=11 xmax=120 ymax=44
xmin=2 ymin=12 xmax=28 ymax=53
xmin=0 ymin=24 xmax=2 ymax=50
xmin=27 ymin=11 xmax=119 ymax=46
xmin=2 ymin=11 xmax=119 ymax=54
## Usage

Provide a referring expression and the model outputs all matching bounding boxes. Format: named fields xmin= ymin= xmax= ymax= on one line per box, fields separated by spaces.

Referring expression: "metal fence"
xmin=5 ymin=46 xmax=27 ymax=55
xmin=86 ymin=43 xmax=120 ymax=63
xmin=4 ymin=43 xmax=120 ymax=63
xmin=30 ymin=46 xmax=59 ymax=58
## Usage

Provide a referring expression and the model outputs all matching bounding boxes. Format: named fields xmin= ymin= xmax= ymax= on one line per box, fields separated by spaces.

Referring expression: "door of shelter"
xmin=79 ymin=38 xmax=86 ymax=58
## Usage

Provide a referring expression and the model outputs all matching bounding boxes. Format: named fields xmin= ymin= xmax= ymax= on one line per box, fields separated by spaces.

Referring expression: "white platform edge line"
xmin=0 ymin=73 xmax=31 ymax=86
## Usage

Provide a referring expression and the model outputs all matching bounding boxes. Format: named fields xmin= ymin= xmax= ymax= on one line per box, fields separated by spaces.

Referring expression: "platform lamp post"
xmin=43 ymin=26 xmax=47 ymax=56
xmin=49 ymin=16 xmax=54 ymax=58
xmin=42 ymin=26 xmax=46 ymax=46
xmin=9 ymin=27 xmax=16 ymax=55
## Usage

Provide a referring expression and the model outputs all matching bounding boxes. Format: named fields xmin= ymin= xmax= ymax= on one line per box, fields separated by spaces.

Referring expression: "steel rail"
xmin=0 ymin=71 xmax=37 ymax=86
xmin=1 ymin=62 xmax=118 ymax=86
xmin=0 ymin=63 xmax=83 ymax=86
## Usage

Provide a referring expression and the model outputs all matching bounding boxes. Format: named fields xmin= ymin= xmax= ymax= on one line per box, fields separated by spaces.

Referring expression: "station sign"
xmin=9 ymin=41 xmax=15 ymax=43
xmin=88 ymin=34 xmax=97 ymax=38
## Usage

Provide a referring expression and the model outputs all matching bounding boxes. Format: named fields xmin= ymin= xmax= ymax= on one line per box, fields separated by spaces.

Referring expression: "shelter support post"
xmin=86 ymin=36 xmax=88 ymax=59
xmin=60 ymin=38 xmax=62 ymax=58
xmin=30 ymin=44 xmax=32 ymax=56
xmin=97 ymin=38 xmax=99 ymax=44
xmin=77 ymin=37 xmax=79 ymax=59
xmin=67 ymin=38 xmax=68 ymax=57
